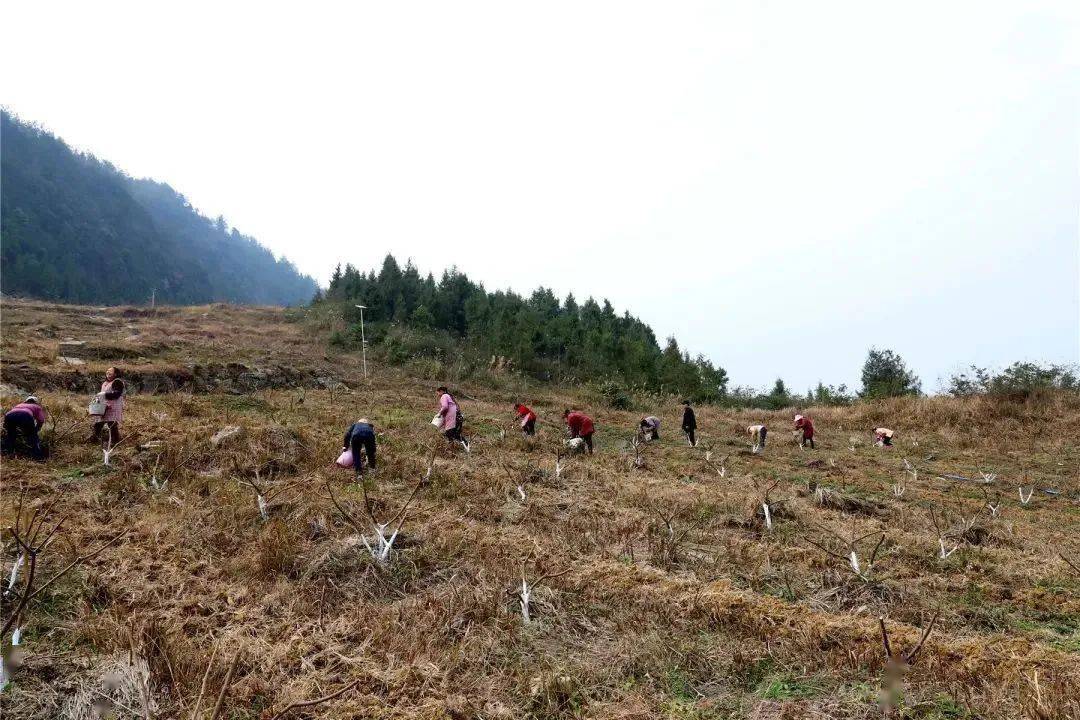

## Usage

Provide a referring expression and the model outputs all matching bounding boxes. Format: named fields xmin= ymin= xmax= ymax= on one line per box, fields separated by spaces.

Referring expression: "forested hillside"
xmin=319 ymin=255 xmax=730 ymax=400
xmin=0 ymin=110 xmax=317 ymax=305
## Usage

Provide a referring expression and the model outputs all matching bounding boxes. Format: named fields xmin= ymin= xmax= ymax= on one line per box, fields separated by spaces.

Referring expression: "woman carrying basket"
xmin=90 ymin=367 xmax=125 ymax=445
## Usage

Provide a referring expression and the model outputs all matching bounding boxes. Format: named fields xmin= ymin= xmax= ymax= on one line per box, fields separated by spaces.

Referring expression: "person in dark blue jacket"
xmin=342 ymin=418 xmax=377 ymax=477
xmin=681 ymin=400 xmax=697 ymax=447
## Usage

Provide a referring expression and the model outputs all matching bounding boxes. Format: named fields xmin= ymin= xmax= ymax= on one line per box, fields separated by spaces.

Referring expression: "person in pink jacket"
xmin=90 ymin=366 xmax=125 ymax=445
xmin=3 ymin=395 xmax=47 ymax=460
xmin=436 ymin=386 xmax=470 ymax=451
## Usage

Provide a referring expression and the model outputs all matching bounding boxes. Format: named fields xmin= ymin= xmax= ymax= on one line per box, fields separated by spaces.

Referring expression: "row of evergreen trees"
xmin=1 ymin=110 xmax=317 ymax=305
xmin=318 ymin=255 xmax=730 ymax=401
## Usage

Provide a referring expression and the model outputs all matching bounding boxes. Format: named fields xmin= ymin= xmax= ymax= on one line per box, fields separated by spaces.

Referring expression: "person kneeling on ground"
xmin=342 ymin=418 xmax=377 ymax=478
xmin=563 ymin=409 xmax=595 ymax=454
xmin=639 ymin=415 xmax=661 ymax=441
xmin=748 ymin=423 xmax=767 ymax=452
xmin=3 ymin=396 xmax=47 ymax=461
xmin=436 ymin=386 xmax=470 ymax=452
xmin=681 ymin=400 xmax=697 ymax=447
xmin=873 ymin=427 xmax=895 ymax=447
xmin=794 ymin=414 xmax=815 ymax=449
xmin=90 ymin=366 xmax=125 ymax=445
xmin=513 ymin=403 xmax=537 ymax=436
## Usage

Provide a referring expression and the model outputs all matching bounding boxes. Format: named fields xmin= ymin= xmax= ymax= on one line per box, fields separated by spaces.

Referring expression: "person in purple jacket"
xmin=2 ymin=395 xmax=47 ymax=460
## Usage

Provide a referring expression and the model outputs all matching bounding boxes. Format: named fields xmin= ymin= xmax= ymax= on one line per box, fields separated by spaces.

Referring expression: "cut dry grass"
xmin=1 ymin=299 xmax=1078 ymax=719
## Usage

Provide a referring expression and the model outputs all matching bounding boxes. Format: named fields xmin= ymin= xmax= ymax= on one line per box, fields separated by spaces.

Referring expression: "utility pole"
xmin=150 ymin=289 xmax=155 ymax=308
xmin=354 ymin=305 xmax=368 ymax=379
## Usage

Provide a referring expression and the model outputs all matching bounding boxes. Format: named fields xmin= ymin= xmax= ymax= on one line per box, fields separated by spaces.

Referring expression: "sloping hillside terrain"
xmin=1 ymin=299 xmax=1078 ymax=719
xmin=0 ymin=111 xmax=317 ymax=306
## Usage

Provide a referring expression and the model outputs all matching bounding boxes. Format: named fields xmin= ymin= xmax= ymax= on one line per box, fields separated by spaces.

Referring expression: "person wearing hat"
xmin=794 ymin=414 xmax=815 ymax=448
xmin=341 ymin=418 xmax=377 ymax=477
xmin=2 ymin=396 xmax=47 ymax=461
xmin=681 ymin=400 xmax=697 ymax=447
xmin=639 ymin=415 xmax=661 ymax=441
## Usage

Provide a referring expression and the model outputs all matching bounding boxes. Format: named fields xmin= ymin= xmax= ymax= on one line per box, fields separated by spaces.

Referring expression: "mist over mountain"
xmin=1 ymin=110 xmax=317 ymax=306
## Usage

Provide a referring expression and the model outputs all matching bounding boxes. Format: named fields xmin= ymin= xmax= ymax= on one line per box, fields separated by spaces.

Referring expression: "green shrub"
xmin=406 ymin=357 xmax=444 ymax=379
xmin=380 ymin=326 xmax=453 ymax=365
xmin=948 ymin=362 xmax=1079 ymax=399
xmin=860 ymin=347 xmax=921 ymax=398
xmin=597 ymin=379 xmax=632 ymax=409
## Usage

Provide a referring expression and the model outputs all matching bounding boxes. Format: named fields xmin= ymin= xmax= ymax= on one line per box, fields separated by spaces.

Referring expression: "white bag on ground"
xmin=564 ymin=437 xmax=587 ymax=454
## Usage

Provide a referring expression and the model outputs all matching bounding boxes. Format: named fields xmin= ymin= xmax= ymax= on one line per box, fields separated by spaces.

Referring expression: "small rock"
xmin=210 ymin=425 xmax=245 ymax=447
xmin=0 ymin=383 xmax=28 ymax=397
xmin=57 ymin=356 xmax=86 ymax=366
xmin=315 ymin=376 xmax=343 ymax=389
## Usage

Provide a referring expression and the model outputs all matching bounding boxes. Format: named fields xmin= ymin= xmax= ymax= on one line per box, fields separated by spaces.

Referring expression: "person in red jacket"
xmin=513 ymin=403 xmax=537 ymax=436
xmin=794 ymin=414 xmax=815 ymax=449
xmin=563 ymin=409 xmax=595 ymax=453
xmin=2 ymin=395 xmax=47 ymax=461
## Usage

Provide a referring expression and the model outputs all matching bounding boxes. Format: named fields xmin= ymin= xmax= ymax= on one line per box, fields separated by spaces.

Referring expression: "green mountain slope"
xmin=1 ymin=110 xmax=316 ymax=305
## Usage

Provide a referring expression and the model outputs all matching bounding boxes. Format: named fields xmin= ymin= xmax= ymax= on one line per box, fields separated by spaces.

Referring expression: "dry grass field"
xmin=1 ymin=299 xmax=1078 ymax=719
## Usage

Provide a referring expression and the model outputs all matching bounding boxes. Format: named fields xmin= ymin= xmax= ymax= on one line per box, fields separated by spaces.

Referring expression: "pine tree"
xmin=320 ymin=254 xmax=726 ymax=397
xmin=860 ymin=348 xmax=921 ymax=398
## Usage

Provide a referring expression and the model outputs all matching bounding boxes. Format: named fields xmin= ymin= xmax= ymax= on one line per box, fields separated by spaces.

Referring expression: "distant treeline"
xmin=0 ymin=110 xmax=317 ymax=306
xmin=319 ymin=261 xmax=1078 ymax=408
xmin=726 ymin=353 xmax=1078 ymax=409
xmin=318 ymin=255 xmax=730 ymax=401
xmin=945 ymin=362 xmax=1077 ymax=399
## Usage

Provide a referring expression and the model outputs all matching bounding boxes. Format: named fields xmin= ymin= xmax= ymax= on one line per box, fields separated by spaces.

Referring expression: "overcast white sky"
xmin=3 ymin=1 xmax=1078 ymax=391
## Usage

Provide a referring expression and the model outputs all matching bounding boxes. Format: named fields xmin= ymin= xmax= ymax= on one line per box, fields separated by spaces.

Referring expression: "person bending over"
xmin=639 ymin=415 xmax=661 ymax=441
xmin=3 ymin=396 xmax=46 ymax=461
xmin=794 ymin=414 xmax=815 ymax=449
xmin=873 ymin=427 xmax=895 ymax=447
xmin=748 ymin=424 xmax=767 ymax=452
xmin=514 ymin=403 xmax=537 ymax=436
xmin=342 ymin=418 xmax=377 ymax=477
xmin=563 ymin=409 xmax=595 ymax=454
